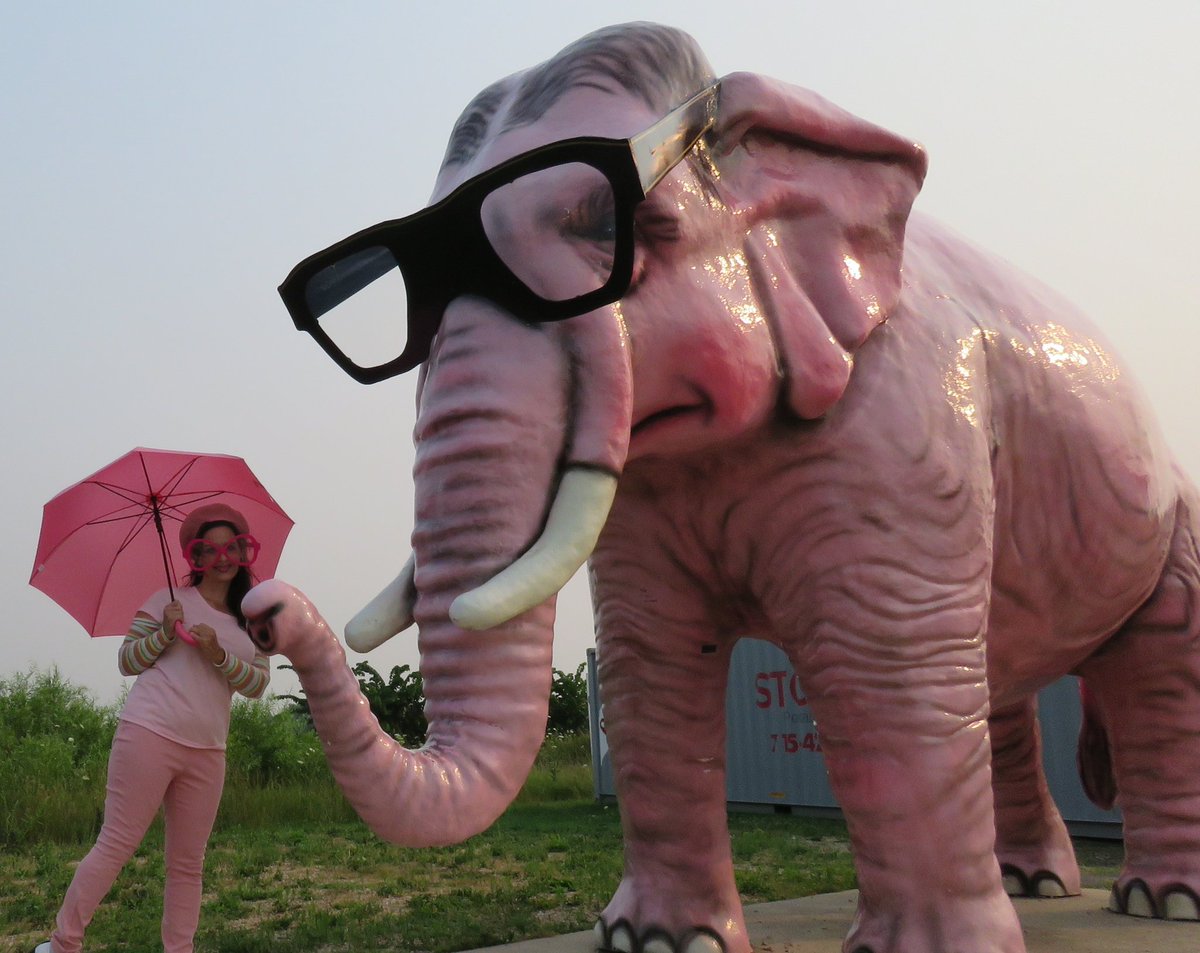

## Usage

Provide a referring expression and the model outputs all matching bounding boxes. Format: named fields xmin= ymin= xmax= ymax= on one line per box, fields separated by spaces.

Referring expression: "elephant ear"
xmin=710 ymin=72 xmax=928 ymax=418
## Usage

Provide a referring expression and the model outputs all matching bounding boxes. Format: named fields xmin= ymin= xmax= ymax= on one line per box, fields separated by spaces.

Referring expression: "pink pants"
xmin=51 ymin=720 xmax=225 ymax=953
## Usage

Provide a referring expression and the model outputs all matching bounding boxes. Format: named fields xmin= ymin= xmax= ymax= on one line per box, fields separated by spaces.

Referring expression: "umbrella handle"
xmin=174 ymin=620 xmax=197 ymax=645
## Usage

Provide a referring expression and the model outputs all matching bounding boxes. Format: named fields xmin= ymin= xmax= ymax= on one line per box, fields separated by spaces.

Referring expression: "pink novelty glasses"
xmin=185 ymin=534 xmax=261 ymax=570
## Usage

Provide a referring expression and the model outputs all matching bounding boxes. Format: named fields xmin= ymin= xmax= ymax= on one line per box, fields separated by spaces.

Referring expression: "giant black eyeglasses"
xmin=278 ymin=82 xmax=720 ymax=384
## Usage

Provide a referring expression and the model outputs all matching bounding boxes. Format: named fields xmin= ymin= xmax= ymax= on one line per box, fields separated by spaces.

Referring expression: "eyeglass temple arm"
xmin=628 ymin=82 xmax=720 ymax=195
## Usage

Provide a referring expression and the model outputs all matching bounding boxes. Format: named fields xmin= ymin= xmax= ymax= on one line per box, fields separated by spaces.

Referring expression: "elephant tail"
xmin=1076 ymin=678 xmax=1116 ymax=810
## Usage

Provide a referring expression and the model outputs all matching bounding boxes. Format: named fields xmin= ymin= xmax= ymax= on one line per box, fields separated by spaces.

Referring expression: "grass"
xmin=1073 ymin=836 xmax=1126 ymax=890
xmin=1 ymin=802 xmax=860 ymax=953
xmin=0 ymin=801 xmax=1125 ymax=953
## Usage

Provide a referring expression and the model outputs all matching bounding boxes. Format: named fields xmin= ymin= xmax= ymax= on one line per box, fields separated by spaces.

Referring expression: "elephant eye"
xmin=482 ymin=163 xmax=620 ymax=298
xmin=561 ymin=185 xmax=617 ymax=247
xmin=552 ymin=185 xmax=617 ymax=279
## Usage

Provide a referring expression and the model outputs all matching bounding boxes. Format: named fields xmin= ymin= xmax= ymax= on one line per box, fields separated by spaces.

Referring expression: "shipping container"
xmin=588 ymin=637 xmax=1121 ymax=838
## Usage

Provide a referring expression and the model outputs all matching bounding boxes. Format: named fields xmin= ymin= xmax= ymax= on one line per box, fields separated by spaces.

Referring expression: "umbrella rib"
xmin=88 ymin=479 xmax=154 ymax=507
xmin=158 ymin=491 xmax=223 ymax=526
xmin=153 ymin=457 xmax=208 ymax=527
xmin=87 ymin=508 xmax=158 ymax=561
xmin=139 ymin=451 xmax=187 ymax=601
xmin=112 ymin=509 xmax=157 ymax=557
xmin=80 ymin=483 xmax=166 ymax=555
xmin=156 ymin=456 xmax=200 ymax=500
xmin=31 ymin=507 xmax=148 ymax=579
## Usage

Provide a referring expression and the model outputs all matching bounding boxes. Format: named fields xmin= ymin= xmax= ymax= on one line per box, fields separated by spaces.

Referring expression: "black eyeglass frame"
xmin=278 ymin=81 xmax=721 ymax=384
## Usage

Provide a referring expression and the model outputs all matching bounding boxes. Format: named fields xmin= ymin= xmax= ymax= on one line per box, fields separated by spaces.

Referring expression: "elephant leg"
xmin=793 ymin=599 xmax=1024 ymax=953
xmin=1076 ymin=497 xmax=1200 ymax=921
xmin=989 ymin=697 xmax=1080 ymax=898
xmin=595 ymin=625 xmax=745 ymax=953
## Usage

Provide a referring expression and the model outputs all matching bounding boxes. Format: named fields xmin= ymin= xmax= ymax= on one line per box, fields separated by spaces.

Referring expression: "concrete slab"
xmin=463 ymin=889 xmax=1198 ymax=953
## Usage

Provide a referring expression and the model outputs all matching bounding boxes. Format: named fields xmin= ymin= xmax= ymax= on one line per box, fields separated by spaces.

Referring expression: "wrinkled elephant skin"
xmin=266 ymin=22 xmax=1200 ymax=953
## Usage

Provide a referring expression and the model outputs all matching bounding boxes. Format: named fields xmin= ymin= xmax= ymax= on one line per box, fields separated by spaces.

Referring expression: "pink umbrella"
xmin=30 ymin=447 xmax=294 ymax=638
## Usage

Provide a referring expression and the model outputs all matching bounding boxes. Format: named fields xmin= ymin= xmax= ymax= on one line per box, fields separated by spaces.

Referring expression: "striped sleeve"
xmin=118 ymin=615 xmax=172 ymax=675
xmin=219 ymin=650 xmax=271 ymax=699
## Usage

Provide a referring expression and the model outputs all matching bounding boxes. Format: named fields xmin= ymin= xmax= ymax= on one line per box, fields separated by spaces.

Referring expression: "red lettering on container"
xmin=755 ymin=670 xmax=808 ymax=708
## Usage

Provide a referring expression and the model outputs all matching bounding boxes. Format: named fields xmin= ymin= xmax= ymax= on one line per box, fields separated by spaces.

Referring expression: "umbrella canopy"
xmin=30 ymin=447 xmax=294 ymax=636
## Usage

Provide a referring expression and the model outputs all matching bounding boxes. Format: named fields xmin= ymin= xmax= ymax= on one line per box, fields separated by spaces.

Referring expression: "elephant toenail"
xmin=1125 ymin=881 xmax=1156 ymax=918
xmin=681 ymin=930 xmax=724 ymax=953
xmin=643 ymin=936 xmax=674 ymax=953
xmin=1034 ymin=873 xmax=1068 ymax=898
xmin=1000 ymin=863 xmax=1029 ymax=897
xmin=1164 ymin=888 xmax=1200 ymax=920
xmin=610 ymin=923 xmax=636 ymax=953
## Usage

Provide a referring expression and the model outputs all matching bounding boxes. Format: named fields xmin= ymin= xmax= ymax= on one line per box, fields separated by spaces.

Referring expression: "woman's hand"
xmin=188 ymin=624 xmax=226 ymax=666
xmin=161 ymin=601 xmax=184 ymax=638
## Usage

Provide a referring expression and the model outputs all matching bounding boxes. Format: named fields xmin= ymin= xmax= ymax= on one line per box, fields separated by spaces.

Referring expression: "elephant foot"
xmin=993 ymin=794 xmax=1080 ymax=900
xmin=593 ymin=918 xmax=727 ymax=953
xmin=1107 ymin=873 xmax=1200 ymax=920
xmin=843 ymin=889 xmax=1026 ymax=953
xmin=594 ymin=879 xmax=749 ymax=953
xmin=995 ymin=841 xmax=1081 ymax=899
xmin=1000 ymin=863 xmax=1074 ymax=898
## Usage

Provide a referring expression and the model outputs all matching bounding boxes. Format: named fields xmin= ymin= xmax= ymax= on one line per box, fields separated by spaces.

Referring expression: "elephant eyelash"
xmin=560 ymin=186 xmax=617 ymax=245
xmin=634 ymin=207 xmax=682 ymax=243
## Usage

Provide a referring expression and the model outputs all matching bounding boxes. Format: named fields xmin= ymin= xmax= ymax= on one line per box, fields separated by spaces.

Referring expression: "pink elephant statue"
xmin=251 ymin=21 xmax=1200 ymax=953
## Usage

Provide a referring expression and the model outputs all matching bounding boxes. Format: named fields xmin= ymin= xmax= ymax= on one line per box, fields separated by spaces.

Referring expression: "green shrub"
xmin=281 ymin=661 xmax=427 ymax=746
xmin=547 ymin=664 xmax=588 ymax=736
xmin=351 ymin=661 xmax=427 ymax=746
xmin=0 ymin=668 xmax=117 ymax=758
xmin=516 ymin=732 xmax=593 ymax=803
xmin=0 ymin=669 xmax=116 ymax=843
xmin=224 ymin=696 xmax=328 ymax=787
xmin=535 ymin=731 xmax=591 ymax=770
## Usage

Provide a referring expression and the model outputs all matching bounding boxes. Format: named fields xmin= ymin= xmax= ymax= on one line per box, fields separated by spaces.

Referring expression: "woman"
xmin=36 ymin=503 xmax=271 ymax=953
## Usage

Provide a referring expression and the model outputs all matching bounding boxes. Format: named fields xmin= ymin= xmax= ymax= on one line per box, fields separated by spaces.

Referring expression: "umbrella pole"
xmin=149 ymin=495 xmax=176 ymax=601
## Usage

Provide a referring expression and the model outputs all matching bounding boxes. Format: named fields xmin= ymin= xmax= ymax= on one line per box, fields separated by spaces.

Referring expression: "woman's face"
xmin=189 ymin=525 xmax=244 ymax=583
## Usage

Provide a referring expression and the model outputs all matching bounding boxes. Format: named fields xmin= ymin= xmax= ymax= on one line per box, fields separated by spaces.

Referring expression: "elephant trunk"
xmin=395 ymin=306 xmax=584 ymax=834
xmin=250 ymin=300 xmax=629 ymax=846
xmin=246 ymin=579 xmax=553 ymax=846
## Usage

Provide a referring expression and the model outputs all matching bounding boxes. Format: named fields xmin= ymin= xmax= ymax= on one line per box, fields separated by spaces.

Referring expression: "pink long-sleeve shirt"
xmin=118 ymin=586 xmax=269 ymax=750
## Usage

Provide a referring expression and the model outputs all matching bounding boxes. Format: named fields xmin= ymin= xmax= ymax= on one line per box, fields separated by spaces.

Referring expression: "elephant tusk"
xmin=450 ymin=467 xmax=618 ymax=631
xmin=345 ymin=555 xmax=417 ymax=652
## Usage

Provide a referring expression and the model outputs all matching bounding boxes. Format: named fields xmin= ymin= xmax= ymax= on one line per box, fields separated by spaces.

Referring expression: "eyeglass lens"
xmin=303 ymin=162 xmax=618 ymax=369
xmin=305 ymin=248 xmax=410 ymax=367
xmin=479 ymin=162 xmax=618 ymax=301
xmin=187 ymin=535 xmax=260 ymax=568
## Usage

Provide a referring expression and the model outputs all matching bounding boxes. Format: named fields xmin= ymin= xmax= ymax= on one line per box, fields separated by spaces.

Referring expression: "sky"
xmin=3 ymin=1 xmax=1198 ymax=707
